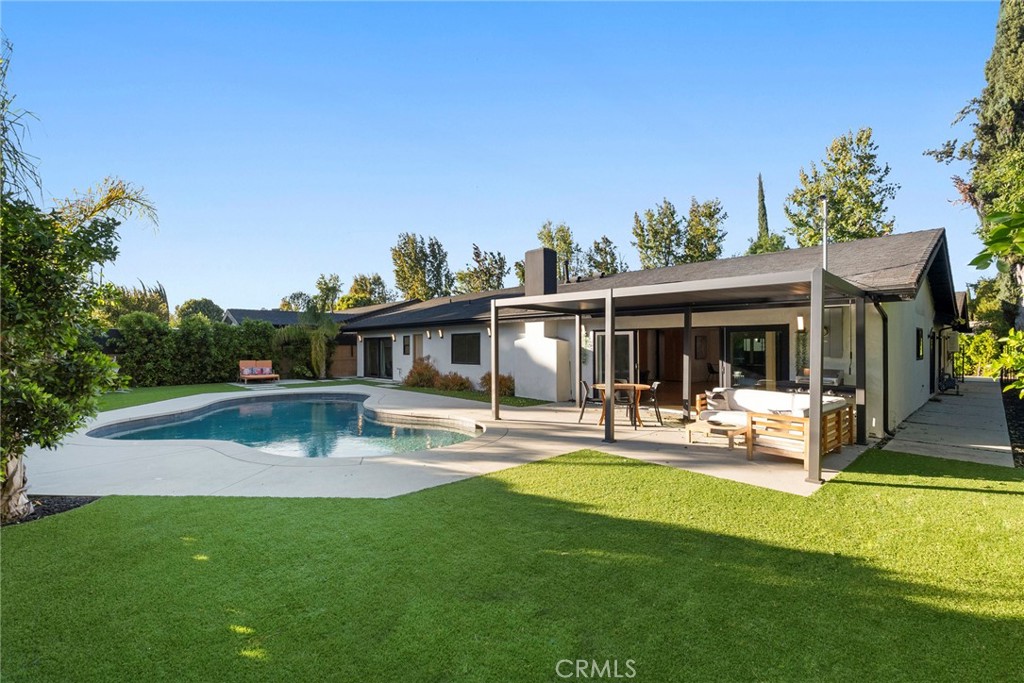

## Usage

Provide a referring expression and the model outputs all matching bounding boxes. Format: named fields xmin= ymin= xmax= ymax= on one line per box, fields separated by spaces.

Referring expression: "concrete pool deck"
xmin=27 ymin=384 xmax=870 ymax=498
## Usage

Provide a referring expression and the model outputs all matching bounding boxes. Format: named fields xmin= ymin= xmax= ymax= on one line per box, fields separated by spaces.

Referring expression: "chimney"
xmin=524 ymin=248 xmax=557 ymax=297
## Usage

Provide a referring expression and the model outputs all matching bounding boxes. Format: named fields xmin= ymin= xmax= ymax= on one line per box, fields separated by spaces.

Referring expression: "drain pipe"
xmin=871 ymin=297 xmax=896 ymax=436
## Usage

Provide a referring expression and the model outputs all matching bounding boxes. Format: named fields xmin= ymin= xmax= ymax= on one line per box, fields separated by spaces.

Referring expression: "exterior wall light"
xmin=438 ymin=329 xmax=444 ymax=339
xmin=425 ymin=330 xmax=431 ymax=339
xmin=796 ymin=315 xmax=805 ymax=332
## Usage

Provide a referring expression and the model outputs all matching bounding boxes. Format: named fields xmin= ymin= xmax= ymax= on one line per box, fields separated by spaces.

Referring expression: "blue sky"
xmin=5 ymin=1 xmax=1000 ymax=311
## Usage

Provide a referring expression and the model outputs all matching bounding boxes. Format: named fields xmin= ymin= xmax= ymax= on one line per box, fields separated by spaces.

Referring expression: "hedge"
xmin=112 ymin=312 xmax=278 ymax=387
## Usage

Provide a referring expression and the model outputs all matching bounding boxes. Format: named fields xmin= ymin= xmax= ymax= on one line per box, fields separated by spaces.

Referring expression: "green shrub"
xmin=479 ymin=371 xmax=515 ymax=397
xmin=173 ymin=314 xmax=215 ymax=384
xmin=114 ymin=312 xmax=173 ymax=387
xmin=404 ymin=357 xmax=441 ymax=388
xmin=436 ymin=371 xmax=473 ymax=392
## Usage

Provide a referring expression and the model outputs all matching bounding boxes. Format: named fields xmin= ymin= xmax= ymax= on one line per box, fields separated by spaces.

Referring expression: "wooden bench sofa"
xmin=693 ymin=388 xmax=854 ymax=471
xmin=239 ymin=360 xmax=279 ymax=384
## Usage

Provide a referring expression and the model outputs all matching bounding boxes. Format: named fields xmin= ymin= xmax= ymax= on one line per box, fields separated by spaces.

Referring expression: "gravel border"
xmin=1 ymin=496 xmax=101 ymax=527
xmin=1000 ymin=381 xmax=1024 ymax=468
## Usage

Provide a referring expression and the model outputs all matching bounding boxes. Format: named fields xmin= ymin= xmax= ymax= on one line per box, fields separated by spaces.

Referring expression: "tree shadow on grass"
xmin=2 ymin=450 xmax=1021 ymax=682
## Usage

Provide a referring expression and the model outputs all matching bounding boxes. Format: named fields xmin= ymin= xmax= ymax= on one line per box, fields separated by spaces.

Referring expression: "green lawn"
xmin=3 ymin=450 xmax=1022 ymax=681
xmin=96 ymin=383 xmax=247 ymax=411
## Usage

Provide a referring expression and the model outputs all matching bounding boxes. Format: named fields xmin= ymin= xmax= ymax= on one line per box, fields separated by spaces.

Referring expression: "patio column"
xmin=855 ymin=297 xmax=867 ymax=444
xmin=575 ymin=314 xmax=582 ymax=409
xmin=491 ymin=300 xmax=500 ymax=421
xmin=807 ymin=268 xmax=824 ymax=483
xmin=604 ymin=289 xmax=615 ymax=443
xmin=683 ymin=308 xmax=693 ymax=419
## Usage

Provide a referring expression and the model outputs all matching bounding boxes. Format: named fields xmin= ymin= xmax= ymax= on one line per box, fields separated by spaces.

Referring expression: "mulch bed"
xmin=1000 ymin=381 xmax=1024 ymax=468
xmin=1 ymin=496 xmax=100 ymax=527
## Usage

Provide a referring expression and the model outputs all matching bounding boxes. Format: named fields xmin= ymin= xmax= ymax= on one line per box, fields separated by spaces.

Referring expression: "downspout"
xmin=871 ymin=298 xmax=896 ymax=436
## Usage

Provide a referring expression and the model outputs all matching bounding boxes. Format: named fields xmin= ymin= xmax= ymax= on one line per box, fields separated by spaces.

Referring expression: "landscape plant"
xmin=479 ymin=371 xmax=515 ymax=397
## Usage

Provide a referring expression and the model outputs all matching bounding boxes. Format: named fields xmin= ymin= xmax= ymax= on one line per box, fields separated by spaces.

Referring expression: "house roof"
xmin=224 ymin=300 xmax=417 ymax=327
xmin=346 ymin=229 xmax=960 ymax=332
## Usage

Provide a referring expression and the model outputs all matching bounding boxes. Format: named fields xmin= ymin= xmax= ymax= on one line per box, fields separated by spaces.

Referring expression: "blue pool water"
xmin=104 ymin=398 xmax=474 ymax=458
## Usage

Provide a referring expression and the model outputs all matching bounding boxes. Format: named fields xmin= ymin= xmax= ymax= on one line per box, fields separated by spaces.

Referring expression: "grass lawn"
xmin=3 ymin=450 xmax=1022 ymax=681
xmin=96 ymin=383 xmax=247 ymax=411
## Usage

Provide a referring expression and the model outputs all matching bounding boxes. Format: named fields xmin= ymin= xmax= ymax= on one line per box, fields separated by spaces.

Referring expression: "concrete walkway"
xmin=884 ymin=378 xmax=1014 ymax=467
xmin=27 ymin=384 xmax=869 ymax=499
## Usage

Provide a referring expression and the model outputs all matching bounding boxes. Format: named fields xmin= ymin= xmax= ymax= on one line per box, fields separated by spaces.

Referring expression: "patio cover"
xmin=490 ymin=267 xmax=867 ymax=484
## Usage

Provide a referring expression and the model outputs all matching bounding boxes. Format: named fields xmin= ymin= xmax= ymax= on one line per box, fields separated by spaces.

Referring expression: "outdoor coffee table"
xmin=685 ymin=420 xmax=746 ymax=450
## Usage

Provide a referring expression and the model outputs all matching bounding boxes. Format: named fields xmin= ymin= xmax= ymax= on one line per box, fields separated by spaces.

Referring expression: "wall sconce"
xmin=796 ymin=315 xmax=805 ymax=332
xmin=486 ymin=326 xmax=491 ymax=337
xmin=356 ymin=334 xmax=362 ymax=342
xmin=437 ymin=329 xmax=444 ymax=339
xmin=390 ymin=333 xmax=396 ymax=342
xmin=425 ymin=330 xmax=431 ymax=339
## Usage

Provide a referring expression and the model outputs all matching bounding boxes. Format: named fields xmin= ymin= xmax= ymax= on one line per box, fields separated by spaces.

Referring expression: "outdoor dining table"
xmin=595 ymin=383 xmax=652 ymax=427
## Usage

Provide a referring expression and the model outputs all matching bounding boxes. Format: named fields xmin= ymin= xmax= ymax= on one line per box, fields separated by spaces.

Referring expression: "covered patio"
xmin=490 ymin=266 xmax=870 ymax=483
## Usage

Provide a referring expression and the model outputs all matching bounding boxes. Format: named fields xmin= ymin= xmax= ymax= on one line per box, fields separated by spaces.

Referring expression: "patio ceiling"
xmin=494 ymin=268 xmax=866 ymax=316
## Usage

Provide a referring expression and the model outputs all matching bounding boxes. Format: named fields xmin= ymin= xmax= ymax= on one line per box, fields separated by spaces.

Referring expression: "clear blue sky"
xmin=5 ymin=1 xmax=1000 ymax=311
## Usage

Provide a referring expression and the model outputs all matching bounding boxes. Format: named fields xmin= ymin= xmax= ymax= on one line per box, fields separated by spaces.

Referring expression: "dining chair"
xmin=646 ymin=380 xmax=663 ymax=426
xmin=577 ymin=380 xmax=604 ymax=423
xmin=613 ymin=386 xmax=637 ymax=429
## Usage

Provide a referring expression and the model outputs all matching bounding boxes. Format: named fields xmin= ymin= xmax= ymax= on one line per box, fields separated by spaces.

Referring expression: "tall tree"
xmin=312 ymin=273 xmax=343 ymax=313
xmin=425 ymin=236 xmax=454 ymax=298
xmin=585 ymin=235 xmax=628 ymax=275
xmin=632 ymin=199 xmax=683 ymax=269
xmin=454 ymin=244 xmax=509 ymax=294
xmin=0 ymin=39 xmax=40 ymax=198
xmin=928 ymin=2 xmax=1024 ymax=324
xmin=338 ymin=273 xmax=395 ymax=309
xmin=2 ymin=179 xmax=157 ymax=522
xmin=280 ymin=291 xmax=312 ymax=312
xmin=537 ymin=221 xmax=582 ymax=279
xmin=784 ymin=128 xmax=900 ymax=247
xmin=175 ymin=298 xmax=224 ymax=322
xmin=747 ymin=174 xmax=787 ymax=255
xmin=391 ymin=233 xmax=452 ymax=300
xmin=683 ymin=197 xmax=728 ymax=263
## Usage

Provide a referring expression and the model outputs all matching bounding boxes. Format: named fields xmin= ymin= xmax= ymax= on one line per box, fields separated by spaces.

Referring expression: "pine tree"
xmin=747 ymin=173 xmax=787 ymax=255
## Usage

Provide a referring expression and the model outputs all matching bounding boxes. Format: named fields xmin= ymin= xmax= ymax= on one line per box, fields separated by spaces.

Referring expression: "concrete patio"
xmin=25 ymin=384 xmax=873 ymax=499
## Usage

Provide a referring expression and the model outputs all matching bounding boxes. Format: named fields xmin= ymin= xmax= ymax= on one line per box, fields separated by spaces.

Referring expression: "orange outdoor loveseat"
xmin=239 ymin=360 xmax=279 ymax=384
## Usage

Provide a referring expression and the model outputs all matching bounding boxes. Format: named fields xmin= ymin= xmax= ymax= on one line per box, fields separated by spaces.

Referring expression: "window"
xmin=451 ymin=333 xmax=481 ymax=365
xmin=916 ymin=328 xmax=924 ymax=360
xmin=403 ymin=335 xmax=410 ymax=356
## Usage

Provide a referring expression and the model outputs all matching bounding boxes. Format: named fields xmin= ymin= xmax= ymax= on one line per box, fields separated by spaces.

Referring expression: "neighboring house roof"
xmin=223 ymin=300 xmax=416 ymax=327
xmin=346 ymin=228 xmax=960 ymax=332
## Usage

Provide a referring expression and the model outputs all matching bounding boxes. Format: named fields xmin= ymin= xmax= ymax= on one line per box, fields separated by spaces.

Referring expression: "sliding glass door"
xmin=364 ymin=338 xmax=393 ymax=379
xmin=594 ymin=331 xmax=634 ymax=385
xmin=724 ymin=326 xmax=788 ymax=389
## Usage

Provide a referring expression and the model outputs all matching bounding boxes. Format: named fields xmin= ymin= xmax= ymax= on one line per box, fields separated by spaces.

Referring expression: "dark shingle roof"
xmin=224 ymin=300 xmax=416 ymax=327
xmin=346 ymin=229 xmax=958 ymax=331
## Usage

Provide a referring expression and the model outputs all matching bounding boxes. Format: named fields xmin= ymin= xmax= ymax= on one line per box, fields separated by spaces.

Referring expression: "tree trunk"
xmin=1 ymin=454 xmax=34 ymax=523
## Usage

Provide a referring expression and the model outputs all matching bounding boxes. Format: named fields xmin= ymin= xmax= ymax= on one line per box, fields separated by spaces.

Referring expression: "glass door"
xmin=594 ymin=332 xmax=634 ymax=385
xmin=363 ymin=338 xmax=394 ymax=378
xmin=724 ymin=326 xmax=788 ymax=389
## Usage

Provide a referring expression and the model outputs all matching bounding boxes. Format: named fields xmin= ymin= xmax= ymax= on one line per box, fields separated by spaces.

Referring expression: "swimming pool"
xmin=90 ymin=394 xmax=477 ymax=458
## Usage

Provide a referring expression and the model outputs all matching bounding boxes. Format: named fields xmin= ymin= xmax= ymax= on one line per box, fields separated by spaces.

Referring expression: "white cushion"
xmin=698 ymin=410 xmax=748 ymax=427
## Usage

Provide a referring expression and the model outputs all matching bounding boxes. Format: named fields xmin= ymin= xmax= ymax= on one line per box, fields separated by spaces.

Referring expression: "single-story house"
xmin=345 ymin=229 xmax=968 ymax=454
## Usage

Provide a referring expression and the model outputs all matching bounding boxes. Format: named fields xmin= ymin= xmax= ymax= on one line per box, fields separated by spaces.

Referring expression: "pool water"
xmin=106 ymin=398 xmax=473 ymax=458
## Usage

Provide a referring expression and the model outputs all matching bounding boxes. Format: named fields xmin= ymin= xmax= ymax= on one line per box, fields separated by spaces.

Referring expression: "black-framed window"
xmin=403 ymin=335 xmax=410 ymax=355
xmin=451 ymin=333 xmax=481 ymax=365
xmin=916 ymin=328 xmax=924 ymax=360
